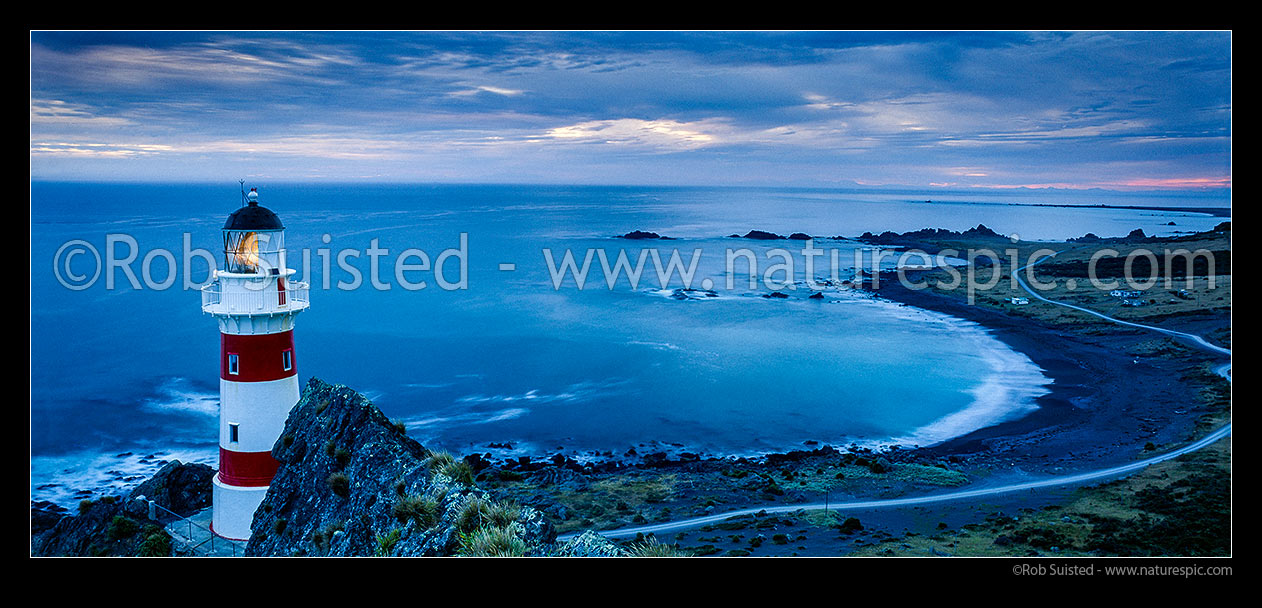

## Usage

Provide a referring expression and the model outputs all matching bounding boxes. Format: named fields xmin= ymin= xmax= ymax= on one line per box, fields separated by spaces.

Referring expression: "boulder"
xmin=554 ymin=530 xmax=629 ymax=557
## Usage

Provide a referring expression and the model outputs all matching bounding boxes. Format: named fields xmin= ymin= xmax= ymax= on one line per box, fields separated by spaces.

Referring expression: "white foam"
xmin=883 ymin=340 xmax=1050 ymax=448
xmin=141 ymin=377 xmax=218 ymax=417
xmin=842 ymin=297 xmax=1052 ymax=449
xmin=30 ymin=446 xmax=217 ymax=508
xmin=644 ymin=287 xmax=724 ymax=301
xmin=401 ymin=407 xmax=530 ymax=429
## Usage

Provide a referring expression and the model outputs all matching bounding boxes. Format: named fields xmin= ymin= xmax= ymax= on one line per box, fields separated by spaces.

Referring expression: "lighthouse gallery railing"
xmin=201 ymin=280 xmax=310 ymax=314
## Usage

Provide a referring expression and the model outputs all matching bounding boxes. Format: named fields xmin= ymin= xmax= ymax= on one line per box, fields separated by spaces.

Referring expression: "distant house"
xmin=1110 ymin=289 xmax=1145 ymax=298
xmin=1008 ymin=296 xmax=1029 ymax=305
xmin=1122 ymin=298 xmax=1147 ymax=307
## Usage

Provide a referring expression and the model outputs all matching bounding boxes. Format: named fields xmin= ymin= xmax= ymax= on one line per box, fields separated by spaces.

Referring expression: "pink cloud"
xmin=1107 ymin=176 xmax=1232 ymax=189
xmin=961 ymin=176 xmax=1231 ymax=191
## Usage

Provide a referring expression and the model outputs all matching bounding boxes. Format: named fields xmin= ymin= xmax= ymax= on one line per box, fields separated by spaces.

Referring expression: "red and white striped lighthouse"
xmin=200 ymin=187 xmax=309 ymax=540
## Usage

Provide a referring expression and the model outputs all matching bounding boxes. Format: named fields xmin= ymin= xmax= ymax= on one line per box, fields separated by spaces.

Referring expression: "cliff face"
xmin=245 ymin=378 xmax=557 ymax=556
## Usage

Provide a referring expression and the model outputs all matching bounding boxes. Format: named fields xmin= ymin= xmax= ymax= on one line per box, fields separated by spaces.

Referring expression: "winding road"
xmin=568 ymin=253 xmax=1231 ymax=541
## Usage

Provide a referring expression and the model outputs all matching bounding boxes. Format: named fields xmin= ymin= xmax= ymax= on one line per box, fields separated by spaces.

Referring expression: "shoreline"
xmin=857 ymin=269 xmax=1226 ymax=474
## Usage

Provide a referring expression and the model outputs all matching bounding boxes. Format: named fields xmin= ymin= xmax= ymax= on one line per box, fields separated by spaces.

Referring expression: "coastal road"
xmin=568 ymin=255 xmax=1231 ymax=541
xmin=562 ymin=423 xmax=1232 ymax=540
xmin=1015 ymin=254 xmax=1231 ymax=359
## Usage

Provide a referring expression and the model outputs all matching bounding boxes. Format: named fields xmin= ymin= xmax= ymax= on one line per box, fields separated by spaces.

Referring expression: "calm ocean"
xmin=30 ymin=182 xmax=1229 ymax=505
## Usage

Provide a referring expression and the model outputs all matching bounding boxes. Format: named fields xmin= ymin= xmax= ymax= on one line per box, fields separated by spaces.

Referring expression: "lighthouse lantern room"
xmin=200 ymin=187 xmax=309 ymax=540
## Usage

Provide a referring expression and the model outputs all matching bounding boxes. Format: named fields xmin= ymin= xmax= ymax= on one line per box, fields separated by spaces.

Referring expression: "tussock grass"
xmin=458 ymin=524 xmax=528 ymax=557
xmin=628 ymin=537 xmax=692 ymax=557
xmin=393 ymin=494 xmax=440 ymax=527
xmin=327 ymin=472 xmax=350 ymax=497
xmin=424 ymin=449 xmax=455 ymax=469
xmin=374 ymin=528 xmax=402 ymax=556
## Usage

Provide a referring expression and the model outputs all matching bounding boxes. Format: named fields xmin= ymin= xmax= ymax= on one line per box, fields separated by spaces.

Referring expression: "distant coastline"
xmin=912 ymin=198 xmax=1232 ymax=217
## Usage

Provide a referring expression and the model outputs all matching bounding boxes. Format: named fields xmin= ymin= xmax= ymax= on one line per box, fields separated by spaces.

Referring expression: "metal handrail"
xmin=138 ymin=497 xmax=244 ymax=557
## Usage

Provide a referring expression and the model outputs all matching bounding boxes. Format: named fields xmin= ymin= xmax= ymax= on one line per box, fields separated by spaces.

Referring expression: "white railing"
xmin=202 ymin=281 xmax=309 ymax=315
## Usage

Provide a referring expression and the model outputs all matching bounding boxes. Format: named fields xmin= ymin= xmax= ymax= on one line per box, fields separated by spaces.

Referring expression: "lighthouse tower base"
xmin=211 ymin=478 xmax=269 ymax=541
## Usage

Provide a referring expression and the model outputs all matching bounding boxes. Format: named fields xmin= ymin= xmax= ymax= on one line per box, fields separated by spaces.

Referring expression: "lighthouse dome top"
xmin=224 ymin=188 xmax=284 ymax=231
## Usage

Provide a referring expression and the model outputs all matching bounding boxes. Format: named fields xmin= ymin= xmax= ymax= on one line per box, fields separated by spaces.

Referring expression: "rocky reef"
xmin=856 ymin=224 xmax=1004 ymax=245
xmin=726 ymin=230 xmax=815 ymax=240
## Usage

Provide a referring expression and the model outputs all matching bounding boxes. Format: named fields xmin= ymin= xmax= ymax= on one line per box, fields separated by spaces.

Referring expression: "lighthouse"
xmin=200 ymin=187 xmax=309 ymax=540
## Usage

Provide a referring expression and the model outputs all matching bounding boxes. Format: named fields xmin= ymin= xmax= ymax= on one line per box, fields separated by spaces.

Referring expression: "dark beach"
xmin=866 ymin=269 xmax=1227 ymax=475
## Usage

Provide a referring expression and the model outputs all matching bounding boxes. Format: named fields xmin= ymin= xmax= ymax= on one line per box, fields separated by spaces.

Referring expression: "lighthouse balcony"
xmin=201 ymin=280 xmax=310 ymax=316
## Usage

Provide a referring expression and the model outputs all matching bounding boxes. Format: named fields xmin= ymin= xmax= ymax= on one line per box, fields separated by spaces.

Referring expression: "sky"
xmin=29 ymin=30 xmax=1231 ymax=192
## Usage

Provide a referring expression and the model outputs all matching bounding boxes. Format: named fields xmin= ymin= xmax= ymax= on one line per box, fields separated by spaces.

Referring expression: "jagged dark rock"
xmin=732 ymin=230 xmax=786 ymax=240
xmin=244 ymin=377 xmax=558 ymax=556
xmin=963 ymin=224 xmax=1001 ymax=238
xmin=857 ymin=224 xmax=1005 ymax=245
xmin=1070 ymin=223 xmax=1229 ymax=244
xmin=30 ymin=501 xmax=67 ymax=536
xmin=619 ymin=230 xmax=673 ymax=240
xmin=555 ymin=530 xmax=629 ymax=557
xmin=30 ymin=461 xmax=213 ymax=556
xmin=130 ymin=460 xmax=215 ymax=516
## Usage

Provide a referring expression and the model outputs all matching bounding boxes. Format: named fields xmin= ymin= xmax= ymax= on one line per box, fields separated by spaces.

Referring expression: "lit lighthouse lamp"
xmin=200 ymin=187 xmax=310 ymax=540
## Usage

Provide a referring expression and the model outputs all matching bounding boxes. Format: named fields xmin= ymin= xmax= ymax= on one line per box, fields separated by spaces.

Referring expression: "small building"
xmin=1009 ymin=296 xmax=1029 ymax=305
xmin=1122 ymin=298 xmax=1147 ymax=307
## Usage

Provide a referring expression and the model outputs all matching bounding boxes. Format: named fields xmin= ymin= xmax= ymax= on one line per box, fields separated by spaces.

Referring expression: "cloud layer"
xmin=30 ymin=31 xmax=1231 ymax=190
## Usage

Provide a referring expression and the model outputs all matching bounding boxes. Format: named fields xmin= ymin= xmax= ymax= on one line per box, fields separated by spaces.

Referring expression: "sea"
xmin=29 ymin=182 xmax=1230 ymax=506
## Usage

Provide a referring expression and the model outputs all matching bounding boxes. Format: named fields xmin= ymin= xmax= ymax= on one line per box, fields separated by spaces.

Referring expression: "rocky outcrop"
xmin=729 ymin=229 xmax=786 ymax=240
xmin=857 ymin=224 xmax=1004 ymax=245
xmin=619 ymin=230 xmax=673 ymax=240
xmin=130 ymin=459 xmax=215 ymax=515
xmin=244 ymin=378 xmax=558 ymax=556
xmin=30 ymin=461 xmax=213 ymax=556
